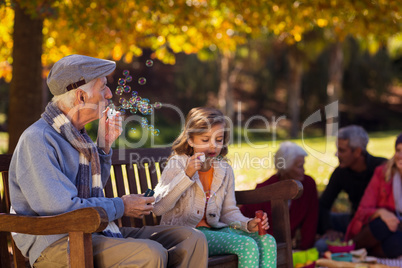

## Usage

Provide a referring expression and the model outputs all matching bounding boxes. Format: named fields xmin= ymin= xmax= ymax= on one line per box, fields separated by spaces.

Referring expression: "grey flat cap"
xmin=47 ymin=54 xmax=116 ymax=96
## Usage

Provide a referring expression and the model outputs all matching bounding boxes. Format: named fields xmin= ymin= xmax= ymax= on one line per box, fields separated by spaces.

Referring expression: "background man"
xmin=317 ymin=125 xmax=387 ymax=247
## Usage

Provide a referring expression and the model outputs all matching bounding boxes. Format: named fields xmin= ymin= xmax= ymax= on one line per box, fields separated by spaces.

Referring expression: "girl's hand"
xmin=247 ymin=212 xmax=270 ymax=233
xmin=185 ymin=152 xmax=205 ymax=178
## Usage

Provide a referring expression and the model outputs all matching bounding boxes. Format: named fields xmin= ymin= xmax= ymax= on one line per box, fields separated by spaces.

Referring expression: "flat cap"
xmin=47 ymin=54 xmax=116 ymax=96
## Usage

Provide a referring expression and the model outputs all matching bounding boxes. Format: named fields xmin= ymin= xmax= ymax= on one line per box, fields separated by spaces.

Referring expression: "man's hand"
xmin=97 ymin=107 xmax=123 ymax=154
xmin=121 ymin=194 xmax=155 ymax=218
xmin=247 ymin=212 xmax=269 ymax=233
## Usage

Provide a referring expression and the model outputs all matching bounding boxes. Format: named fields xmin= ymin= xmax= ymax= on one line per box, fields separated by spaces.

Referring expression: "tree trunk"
xmin=218 ymin=53 xmax=231 ymax=116
xmin=217 ymin=51 xmax=243 ymax=120
xmin=287 ymin=49 xmax=303 ymax=138
xmin=8 ymin=3 xmax=44 ymax=153
xmin=218 ymin=52 xmax=234 ymax=119
xmin=326 ymin=41 xmax=343 ymax=136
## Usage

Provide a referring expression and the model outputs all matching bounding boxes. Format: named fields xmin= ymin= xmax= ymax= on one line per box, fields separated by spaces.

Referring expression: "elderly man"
xmin=9 ymin=55 xmax=208 ymax=268
xmin=317 ymin=125 xmax=387 ymax=246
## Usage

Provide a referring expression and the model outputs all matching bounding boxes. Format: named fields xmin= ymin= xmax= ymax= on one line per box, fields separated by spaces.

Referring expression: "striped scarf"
xmin=42 ymin=102 xmax=123 ymax=238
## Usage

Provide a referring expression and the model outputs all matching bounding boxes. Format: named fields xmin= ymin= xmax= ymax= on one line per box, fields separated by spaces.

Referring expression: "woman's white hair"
xmin=52 ymin=79 xmax=96 ymax=109
xmin=274 ymin=141 xmax=307 ymax=174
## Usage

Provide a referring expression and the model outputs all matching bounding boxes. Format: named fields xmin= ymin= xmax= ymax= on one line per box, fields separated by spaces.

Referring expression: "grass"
xmin=226 ymin=131 xmax=397 ymax=212
xmin=0 ymin=132 xmax=8 ymax=154
xmin=227 ymin=131 xmax=396 ymax=191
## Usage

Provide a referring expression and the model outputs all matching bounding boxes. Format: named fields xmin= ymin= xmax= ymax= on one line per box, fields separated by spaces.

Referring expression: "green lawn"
xmin=0 ymin=132 xmax=8 ymax=154
xmin=227 ymin=131 xmax=397 ymax=191
xmin=227 ymin=131 xmax=398 ymax=212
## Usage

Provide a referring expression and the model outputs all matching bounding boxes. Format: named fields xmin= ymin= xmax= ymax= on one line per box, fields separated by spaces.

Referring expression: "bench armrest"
xmin=235 ymin=179 xmax=303 ymax=204
xmin=236 ymin=179 xmax=303 ymax=268
xmin=0 ymin=207 xmax=109 ymax=235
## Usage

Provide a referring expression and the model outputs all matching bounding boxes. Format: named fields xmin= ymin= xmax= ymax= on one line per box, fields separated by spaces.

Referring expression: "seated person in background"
xmin=345 ymin=133 xmax=402 ymax=258
xmin=240 ymin=141 xmax=319 ymax=250
xmin=9 ymin=55 xmax=208 ymax=268
xmin=317 ymin=125 xmax=387 ymax=245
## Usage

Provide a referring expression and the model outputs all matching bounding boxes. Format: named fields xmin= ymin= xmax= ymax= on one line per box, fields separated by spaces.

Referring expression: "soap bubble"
xmin=129 ymin=127 xmax=136 ymax=134
xmin=118 ymin=78 xmax=126 ymax=86
xmin=142 ymin=98 xmax=150 ymax=103
xmin=115 ymin=86 xmax=124 ymax=95
xmin=130 ymin=107 xmax=138 ymax=114
xmin=107 ymin=100 xmax=114 ymax=106
xmin=146 ymin=104 xmax=154 ymax=115
xmin=131 ymin=91 xmax=138 ymax=97
xmin=123 ymin=70 xmax=130 ymax=76
xmin=141 ymin=117 xmax=148 ymax=128
xmin=146 ymin=60 xmax=153 ymax=67
xmin=153 ymin=129 xmax=160 ymax=136
xmin=148 ymin=125 xmax=154 ymax=131
xmin=123 ymin=85 xmax=131 ymax=93
xmin=122 ymin=102 xmax=131 ymax=109
xmin=125 ymin=75 xmax=133 ymax=83
xmin=128 ymin=97 xmax=137 ymax=105
xmin=154 ymin=102 xmax=162 ymax=109
xmin=119 ymin=97 xmax=126 ymax=104
xmin=138 ymin=104 xmax=148 ymax=115
xmin=138 ymin=77 xmax=146 ymax=85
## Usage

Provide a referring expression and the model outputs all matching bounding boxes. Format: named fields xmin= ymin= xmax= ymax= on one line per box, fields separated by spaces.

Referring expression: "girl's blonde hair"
xmin=172 ymin=107 xmax=230 ymax=157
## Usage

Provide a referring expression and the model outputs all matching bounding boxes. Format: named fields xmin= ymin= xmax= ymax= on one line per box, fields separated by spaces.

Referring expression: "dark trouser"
xmin=355 ymin=217 xmax=402 ymax=258
xmin=330 ymin=212 xmax=351 ymax=234
xmin=369 ymin=217 xmax=402 ymax=258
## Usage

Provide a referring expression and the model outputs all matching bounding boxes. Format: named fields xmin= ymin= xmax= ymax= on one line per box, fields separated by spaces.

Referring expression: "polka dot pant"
xmin=197 ymin=227 xmax=277 ymax=268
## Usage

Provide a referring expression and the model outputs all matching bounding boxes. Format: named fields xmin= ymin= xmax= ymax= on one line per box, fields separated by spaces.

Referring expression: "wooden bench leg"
xmin=69 ymin=232 xmax=93 ymax=268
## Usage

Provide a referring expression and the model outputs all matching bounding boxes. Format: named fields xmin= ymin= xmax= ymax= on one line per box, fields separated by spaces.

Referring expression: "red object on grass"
xmin=255 ymin=210 xmax=267 ymax=235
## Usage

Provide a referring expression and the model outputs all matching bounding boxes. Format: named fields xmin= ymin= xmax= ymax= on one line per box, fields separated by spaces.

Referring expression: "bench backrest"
xmin=105 ymin=147 xmax=172 ymax=228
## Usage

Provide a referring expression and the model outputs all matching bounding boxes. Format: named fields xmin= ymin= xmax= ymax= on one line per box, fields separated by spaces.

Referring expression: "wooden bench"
xmin=0 ymin=147 xmax=303 ymax=268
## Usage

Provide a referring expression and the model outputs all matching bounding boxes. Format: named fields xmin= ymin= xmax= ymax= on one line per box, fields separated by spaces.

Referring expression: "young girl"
xmin=153 ymin=107 xmax=277 ymax=268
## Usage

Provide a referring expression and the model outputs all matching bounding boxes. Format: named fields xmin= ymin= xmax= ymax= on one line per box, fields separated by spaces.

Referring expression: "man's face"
xmin=84 ymin=77 xmax=112 ymax=120
xmin=336 ymin=139 xmax=360 ymax=168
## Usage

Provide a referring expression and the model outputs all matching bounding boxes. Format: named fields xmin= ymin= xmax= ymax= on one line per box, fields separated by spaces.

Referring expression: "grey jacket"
xmin=9 ymin=118 xmax=124 ymax=266
xmin=153 ymin=154 xmax=252 ymax=232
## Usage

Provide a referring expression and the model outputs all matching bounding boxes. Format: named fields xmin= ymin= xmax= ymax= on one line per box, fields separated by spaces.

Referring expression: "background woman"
xmin=345 ymin=133 xmax=402 ymax=258
xmin=241 ymin=141 xmax=319 ymax=250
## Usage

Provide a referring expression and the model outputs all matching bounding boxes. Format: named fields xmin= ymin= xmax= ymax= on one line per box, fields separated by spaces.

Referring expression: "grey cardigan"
xmin=153 ymin=154 xmax=252 ymax=232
